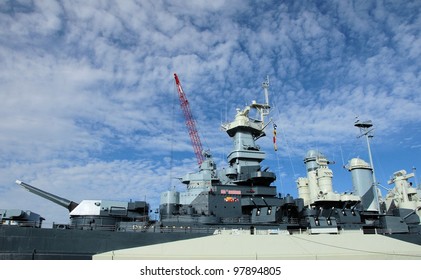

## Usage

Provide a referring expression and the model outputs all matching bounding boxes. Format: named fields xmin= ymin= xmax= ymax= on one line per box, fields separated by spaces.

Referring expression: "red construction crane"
xmin=173 ymin=73 xmax=205 ymax=165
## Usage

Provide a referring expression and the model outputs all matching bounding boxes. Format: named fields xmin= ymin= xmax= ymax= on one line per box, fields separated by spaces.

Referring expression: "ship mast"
xmin=250 ymin=75 xmax=271 ymax=125
xmin=220 ymin=76 xmax=276 ymax=186
xmin=355 ymin=120 xmax=377 ymax=185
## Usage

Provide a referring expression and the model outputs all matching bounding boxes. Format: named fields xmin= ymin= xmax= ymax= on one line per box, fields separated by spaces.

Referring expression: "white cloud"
xmin=0 ymin=0 xmax=420 ymax=225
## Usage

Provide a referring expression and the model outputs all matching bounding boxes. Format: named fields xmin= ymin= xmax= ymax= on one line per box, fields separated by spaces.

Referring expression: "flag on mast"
xmin=273 ymin=123 xmax=278 ymax=151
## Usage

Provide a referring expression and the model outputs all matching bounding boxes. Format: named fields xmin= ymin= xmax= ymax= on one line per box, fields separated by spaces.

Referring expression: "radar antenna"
xmin=250 ymin=75 xmax=271 ymax=125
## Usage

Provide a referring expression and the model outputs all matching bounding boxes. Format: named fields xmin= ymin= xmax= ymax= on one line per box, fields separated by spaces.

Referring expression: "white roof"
xmin=94 ymin=230 xmax=421 ymax=260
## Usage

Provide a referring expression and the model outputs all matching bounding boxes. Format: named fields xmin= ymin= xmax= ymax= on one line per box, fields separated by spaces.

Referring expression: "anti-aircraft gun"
xmin=15 ymin=180 xmax=151 ymax=231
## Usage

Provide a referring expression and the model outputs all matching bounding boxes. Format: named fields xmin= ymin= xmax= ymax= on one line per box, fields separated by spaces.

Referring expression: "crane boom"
xmin=174 ymin=73 xmax=205 ymax=165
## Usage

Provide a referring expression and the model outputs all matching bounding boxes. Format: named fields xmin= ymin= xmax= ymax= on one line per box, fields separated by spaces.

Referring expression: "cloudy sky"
xmin=1 ymin=0 xmax=420 ymax=225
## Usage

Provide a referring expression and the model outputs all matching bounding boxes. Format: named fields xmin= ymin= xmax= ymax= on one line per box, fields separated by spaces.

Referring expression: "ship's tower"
xmin=221 ymin=77 xmax=275 ymax=186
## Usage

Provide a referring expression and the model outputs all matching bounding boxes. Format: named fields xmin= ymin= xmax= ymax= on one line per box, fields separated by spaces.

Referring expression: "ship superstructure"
xmin=159 ymin=77 xmax=299 ymax=228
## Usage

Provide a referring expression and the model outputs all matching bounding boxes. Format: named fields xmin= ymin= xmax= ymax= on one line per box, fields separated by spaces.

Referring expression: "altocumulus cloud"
xmin=0 ymin=0 xmax=420 ymax=224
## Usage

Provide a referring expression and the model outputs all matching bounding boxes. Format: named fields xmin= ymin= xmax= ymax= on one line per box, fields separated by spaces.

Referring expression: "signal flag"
xmin=273 ymin=123 xmax=278 ymax=151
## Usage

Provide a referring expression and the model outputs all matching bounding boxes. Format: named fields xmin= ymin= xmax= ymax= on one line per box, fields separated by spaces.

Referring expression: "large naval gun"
xmin=15 ymin=180 xmax=150 ymax=231
xmin=2 ymin=77 xmax=421 ymax=259
xmin=1 ymin=180 xmax=210 ymax=259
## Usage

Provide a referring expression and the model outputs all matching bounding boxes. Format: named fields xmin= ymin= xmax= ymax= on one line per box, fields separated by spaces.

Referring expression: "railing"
xmin=154 ymin=226 xmax=221 ymax=234
xmin=220 ymin=217 xmax=251 ymax=224
xmin=3 ymin=219 xmax=412 ymax=236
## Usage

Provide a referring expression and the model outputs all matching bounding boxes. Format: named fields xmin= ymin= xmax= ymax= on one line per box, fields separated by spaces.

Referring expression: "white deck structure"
xmin=94 ymin=229 xmax=421 ymax=260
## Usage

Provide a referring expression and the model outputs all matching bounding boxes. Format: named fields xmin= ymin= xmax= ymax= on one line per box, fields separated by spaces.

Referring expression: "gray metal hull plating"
xmin=0 ymin=226 xmax=210 ymax=260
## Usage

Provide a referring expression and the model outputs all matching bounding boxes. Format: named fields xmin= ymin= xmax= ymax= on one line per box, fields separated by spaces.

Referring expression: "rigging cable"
xmin=271 ymin=101 xmax=298 ymax=196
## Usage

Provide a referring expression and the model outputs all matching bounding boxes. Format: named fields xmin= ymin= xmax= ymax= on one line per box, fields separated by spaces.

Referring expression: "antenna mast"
xmin=250 ymin=75 xmax=271 ymax=125
xmin=355 ymin=120 xmax=376 ymax=185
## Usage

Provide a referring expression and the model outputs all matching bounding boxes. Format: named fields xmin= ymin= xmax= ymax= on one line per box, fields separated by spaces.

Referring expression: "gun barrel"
xmin=15 ymin=180 xmax=79 ymax=212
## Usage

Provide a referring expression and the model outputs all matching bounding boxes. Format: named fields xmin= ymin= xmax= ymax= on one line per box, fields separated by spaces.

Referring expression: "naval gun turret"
xmin=15 ymin=180 xmax=151 ymax=231
xmin=0 ymin=209 xmax=44 ymax=228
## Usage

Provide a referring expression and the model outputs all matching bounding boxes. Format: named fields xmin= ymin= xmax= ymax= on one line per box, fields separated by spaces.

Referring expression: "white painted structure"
xmin=94 ymin=229 xmax=421 ymax=260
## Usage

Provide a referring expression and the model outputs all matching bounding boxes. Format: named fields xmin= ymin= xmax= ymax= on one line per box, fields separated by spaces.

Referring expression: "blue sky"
xmin=0 ymin=0 xmax=420 ymax=225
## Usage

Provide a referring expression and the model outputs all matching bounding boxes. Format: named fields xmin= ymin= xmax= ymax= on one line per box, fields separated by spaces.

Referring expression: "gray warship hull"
xmin=2 ymin=224 xmax=421 ymax=260
xmin=0 ymin=226 xmax=211 ymax=260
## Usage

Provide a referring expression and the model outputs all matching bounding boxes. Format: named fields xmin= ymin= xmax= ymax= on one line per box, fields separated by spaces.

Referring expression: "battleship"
xmin=1 ymin=75 xmax=421 ymax=260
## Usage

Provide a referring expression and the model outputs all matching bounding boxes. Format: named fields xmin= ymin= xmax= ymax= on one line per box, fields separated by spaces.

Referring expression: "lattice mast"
xmin=174 ymin=73 xmax=205 ymax=166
